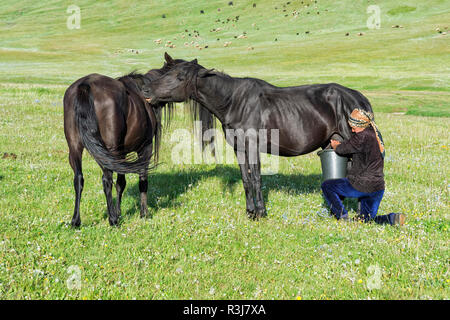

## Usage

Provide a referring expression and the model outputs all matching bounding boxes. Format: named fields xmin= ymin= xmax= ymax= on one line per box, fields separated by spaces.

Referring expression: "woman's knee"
xmin=321 ymin=178 xmax=343 ymax=192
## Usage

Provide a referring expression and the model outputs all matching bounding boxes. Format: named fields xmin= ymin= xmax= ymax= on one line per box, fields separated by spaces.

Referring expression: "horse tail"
xmin=327 ymin=83 xmax=374 ymax=141
xmin=352 ymin=90 xmax=373 ymax=113
xmin=74 ymin=82 xmax=151 ymax=175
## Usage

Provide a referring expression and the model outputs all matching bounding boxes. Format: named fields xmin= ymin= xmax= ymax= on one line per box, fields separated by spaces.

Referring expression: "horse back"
xmin=230 ymin=81 xmax=373 ymax=156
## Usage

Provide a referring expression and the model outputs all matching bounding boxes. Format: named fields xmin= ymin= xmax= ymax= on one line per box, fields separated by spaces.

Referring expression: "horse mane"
xmin=184 ymin=99 xmax=216 ymax=157
xmin=116 ymin=71 xmax=149 ymax=91
xmin=119 ymin=70 xmax=146 ymax=79
xmin=116 ymin=70 xmax=147 ymax=81
xmin=208 ymin=69 xmax=232 ymax=79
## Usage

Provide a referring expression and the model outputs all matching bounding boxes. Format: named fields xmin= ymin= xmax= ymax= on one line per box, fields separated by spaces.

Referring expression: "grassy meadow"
xmin=0 ymin=0 xmax=449 ymax=299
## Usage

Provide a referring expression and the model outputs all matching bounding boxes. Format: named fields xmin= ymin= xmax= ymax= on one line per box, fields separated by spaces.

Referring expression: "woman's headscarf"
xmin=348 ymin=108 xmax=385 ymax=158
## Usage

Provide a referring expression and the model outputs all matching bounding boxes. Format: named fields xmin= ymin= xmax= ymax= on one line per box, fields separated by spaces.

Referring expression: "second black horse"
xmin=142 ymin=58 xmax=375 ymax=219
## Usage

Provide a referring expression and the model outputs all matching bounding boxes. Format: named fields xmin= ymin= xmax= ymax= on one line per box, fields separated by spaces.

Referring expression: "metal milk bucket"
xmin=317 ymin=149 xmax=348 ymax=181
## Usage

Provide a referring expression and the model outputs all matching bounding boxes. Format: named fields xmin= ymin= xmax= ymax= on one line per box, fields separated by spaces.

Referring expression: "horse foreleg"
xmin=139 ymin=174 xmax=149 ymax=218
xmin=69 ymin=149 xmax=84 ymax=228
xmin=102 ymin=169 xmax=118 ymax=226
xmin=115 ymin=174 xmax=126 ymax=219
xmin=235 ymin=149 xmax=256 ymax=218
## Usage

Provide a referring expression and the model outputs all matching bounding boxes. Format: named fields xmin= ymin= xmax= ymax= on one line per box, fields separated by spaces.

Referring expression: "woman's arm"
xmin=334 ymin=132 xmax=365 ymax=155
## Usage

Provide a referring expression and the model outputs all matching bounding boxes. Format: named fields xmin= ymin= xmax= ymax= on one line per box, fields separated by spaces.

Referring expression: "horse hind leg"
xmin=139 ymin=174 xmax=149 ymax=218
xmin=102 ymin=169 xmax=119 ymax=226
xmin=69 ymin=147 xmax=84 ymax=228
xmin=137 ymin=144 xmax=152 ymax=218
xmin=322 ymin=132 xmax=345 ymax=150
xmin=115 ymin=174 xmax=126 ymax=219
xmin=330 ymin=132 xmax=344 ymax=143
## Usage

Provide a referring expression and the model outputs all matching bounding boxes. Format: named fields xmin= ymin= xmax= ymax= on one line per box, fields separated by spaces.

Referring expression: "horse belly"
xmin=264 ymin=119 xmax=330 ymax=156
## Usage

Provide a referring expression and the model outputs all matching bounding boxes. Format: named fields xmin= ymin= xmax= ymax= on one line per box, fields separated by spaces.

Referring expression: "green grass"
xmin=1 ymin=97 xmax=449 ymax=299
xmin=387 ymin=6 xmax=417 ymax=16
xmin=405 ymin=105 xmax=450 ymax=117
xmin=0 ymin=0 xmax=449 ymax=300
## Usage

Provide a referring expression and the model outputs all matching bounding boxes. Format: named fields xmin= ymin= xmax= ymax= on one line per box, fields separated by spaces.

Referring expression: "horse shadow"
xmin=122 ymin=165 xmax=328 ymax=217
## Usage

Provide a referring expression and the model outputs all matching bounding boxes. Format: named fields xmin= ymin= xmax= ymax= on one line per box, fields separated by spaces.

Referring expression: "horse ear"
xmin=198 ymin=68 xmax=215 ymax=78
xmin=164 ymin=52 xmax=174 ymax=65
xmin=191 ymin=58 xmax=198 ymax=64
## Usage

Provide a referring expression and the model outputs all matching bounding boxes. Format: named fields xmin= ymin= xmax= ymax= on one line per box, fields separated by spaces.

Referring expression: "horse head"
xmin=142 ymin=54 xmax=208 ymax=105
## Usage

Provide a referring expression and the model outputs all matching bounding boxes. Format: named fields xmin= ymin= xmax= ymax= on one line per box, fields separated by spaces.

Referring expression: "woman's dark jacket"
xmin=335 ymin=128 xmax=385 ymax=193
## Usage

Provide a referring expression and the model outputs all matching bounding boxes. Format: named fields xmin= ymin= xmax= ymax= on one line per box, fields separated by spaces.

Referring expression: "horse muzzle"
xmin=143 ymin=93 xmax=157 ymax=104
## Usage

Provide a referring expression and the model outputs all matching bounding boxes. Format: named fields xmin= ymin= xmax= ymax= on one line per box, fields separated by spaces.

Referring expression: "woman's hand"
xmin=330 ymin=139 xmax=341 ymax=150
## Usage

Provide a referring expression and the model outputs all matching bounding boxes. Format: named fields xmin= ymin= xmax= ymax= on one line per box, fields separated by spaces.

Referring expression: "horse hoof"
xmin=140 ymin=210 xmax=149 ymax=219
xmin=252 ymin=209 xmax=267 ymax=220
xmin=257 ymin=209 xmax=267 ymax=218
xmin=71 ymin=219 xmax=81 ymax=228
xmin=109 ymin=218 xmax=119 ymax=227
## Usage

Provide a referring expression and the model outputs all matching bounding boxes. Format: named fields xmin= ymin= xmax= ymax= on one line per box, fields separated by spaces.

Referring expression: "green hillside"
xmin=1 ymin=0 xmax=449 ymax=116
xmin=0 ymin=1 xmax=449 ymax=300
xmin=1 ymin=1 xmax=449 ymax=90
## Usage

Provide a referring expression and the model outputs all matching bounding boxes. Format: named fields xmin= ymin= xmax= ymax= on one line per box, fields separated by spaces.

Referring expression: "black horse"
xmin=142 ymin=58 xmax=374 ymax=219
xmin=63 ymin=54 xmax=185 ymax=227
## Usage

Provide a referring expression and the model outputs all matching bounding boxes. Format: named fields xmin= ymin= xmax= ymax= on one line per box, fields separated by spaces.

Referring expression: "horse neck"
xmin=194 ymin=75 xmax=235 ymax=122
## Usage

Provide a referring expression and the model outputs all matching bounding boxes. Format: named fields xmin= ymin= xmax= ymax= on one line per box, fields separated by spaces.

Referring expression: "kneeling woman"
xmin=321 ymin=109 xmax=405 ymax=225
